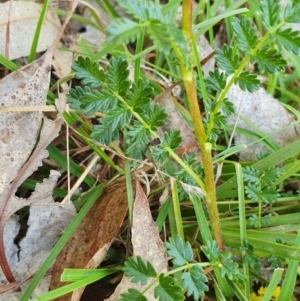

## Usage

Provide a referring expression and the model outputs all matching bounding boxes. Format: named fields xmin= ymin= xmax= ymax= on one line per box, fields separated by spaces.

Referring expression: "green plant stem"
xmin=180 ymin=0 xmax=224 ymax=250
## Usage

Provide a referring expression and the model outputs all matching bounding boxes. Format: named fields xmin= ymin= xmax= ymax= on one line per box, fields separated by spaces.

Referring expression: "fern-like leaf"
xmin=232 ymin=16 xmax=258 ymax=54
xmin=274 ymin=28 xmax=300 ymax=55
xmin=107 ymin=18 xmax=142 ymax=44
xmin=181 ymin=265 xmax=208 ymax=299
xmin=215 ymin=45 xmax=239 ymax=75
xmin=234 ymin=71 xmax=260 ymax=92
xmin=260 ymin=0 xmax=281 ymax=30
xmin=252 ymin=49 xmax=286 ymax=73
xmin=72 ymin=57 xmax=105 ymax=88
xmin=284 ymin=1 xmax=300 ymax=23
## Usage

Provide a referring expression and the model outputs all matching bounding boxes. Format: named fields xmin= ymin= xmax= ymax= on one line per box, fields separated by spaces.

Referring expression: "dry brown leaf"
xmin=0 ymin=1 xmax=61 ymax=60
xmin=156 ymin=90 xmax=200 ymax=158
xmin=105 ymin=180 xmax=168 ymax=301
xmin=226 ymin=84 xmax=300 ymax=161
xmin=49 ymin=178 xmax=128 ymax=301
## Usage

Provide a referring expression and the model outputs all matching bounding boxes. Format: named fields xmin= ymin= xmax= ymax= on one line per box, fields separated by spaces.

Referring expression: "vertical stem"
xmin=180 ymin=0 xmax=224 ymax=250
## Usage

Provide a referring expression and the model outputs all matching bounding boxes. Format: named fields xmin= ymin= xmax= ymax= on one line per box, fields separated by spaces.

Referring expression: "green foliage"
xmin=106 ymin=0 xmax=189 ymax=61
xmin=154 ymin=275 xmax=184 ymax=301
xmin=284 ymin=1 xmax=300 ymax=23
xmin=165 ymin=236 xmax=193 ymax=266
xmin=181 ymin=265 xmax=208 ymax=300
xmin=260 ymin=0 xmax=280 ymax=30
xmin=273 ymin=28 xmax=300 ymax=55
xmin=123 ymin=256 xmax=157 ymax=285
xmin=119 ymin=289 xmax=148 ymax=301
xmin=215 ymin=45 xmax=239 ymax=75
xmin=243 ymin=166 xmax=281 ymax=204
xmin=232 ymin=16 xmax=258 ymax=54
xmin=252 ymin=49 xmax=286 ymax=73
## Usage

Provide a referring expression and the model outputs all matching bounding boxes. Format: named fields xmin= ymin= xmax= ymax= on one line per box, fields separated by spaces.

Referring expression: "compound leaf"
xmin=72 ymin=56 xmax=105 ymax=88
xmin=284 ymin=1 xmax=300 ymax=23
xmin=260 ymin=0 xmax=281 ymax=30
xmin=274 ymin=28 xmax=300 ymax=55
xmin=232 ymin=16 xmax=258 ymax=54
xmin=234 ymin=71 xmax=260 ymax=92
xmin=119 ymin=289 xmax=147 ymax=301
xmin=181 ymin=265 xmax=208 ymax=300
xmin=154 ymin=274 xmax=184 ymax=301
xmin=215 ymin=45 xmax=239 ymax=75
xmin=123 ymin=256 xmax=157 ymax=286
xmin=165 ymin=236 xmax=193 ymax=266
xmin=252 ymin=49 xmax=286 ymax=73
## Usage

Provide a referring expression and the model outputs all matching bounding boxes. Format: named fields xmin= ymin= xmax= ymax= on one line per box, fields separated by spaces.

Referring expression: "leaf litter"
xmin=0 ymin=1 xmax=61 ymax=60
xmin=49 ymin=178 xmax=128 ymax=301
xmin=105 ymin=180 xmax=168 ymax=301
xmin=0 ymin=0 xmax=79 ymax=295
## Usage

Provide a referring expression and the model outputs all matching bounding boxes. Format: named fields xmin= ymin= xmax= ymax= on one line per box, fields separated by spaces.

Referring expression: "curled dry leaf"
xmin=106 ymin=180 xmax=168 ymax=301
xmin=226 ymin=84 xmax=300 ymax=161
xmin=0 ymin=1 xmax=61 ymax=60
xmin=0 ymin=171 xmax=76 ymax=301
xmin=49 ymin=178 xmax=128 ymax=301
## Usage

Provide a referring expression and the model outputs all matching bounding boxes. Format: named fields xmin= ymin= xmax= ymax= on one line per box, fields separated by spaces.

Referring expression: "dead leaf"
xmin=0 ymin=0 xmax=79 ymax=282
xmin=0 ymin=1 xmax=61 ymax=60
xmin=0 ymin=171 xmax=76 ymax=301
xmin=49 ymin=178 xmax=128 ymax=301
xmin=105 ymin=180 xmax=168 ymax=301
xmin=226 ymin=84 xmax=300 ymax=161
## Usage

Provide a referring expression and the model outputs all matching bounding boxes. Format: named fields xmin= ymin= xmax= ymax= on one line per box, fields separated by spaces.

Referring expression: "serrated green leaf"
xmin=72 ymin=57 xmax=105 ymax=88
xmin=165 ymin=236 xmax=193 ymax=266
xmin=102 ymin=106 xmax=131 ymax=130
xmin=220 ymin=253 xmax=245 ymax=281
xmin=107 ymin=57 xmax=131 ymax=97
xmin=117 ymin=0 xmax=166 ymax=22
xmin=245 ymin=183 xmax=260 ymax=202
xmin=144 ymin=104 xmax=167 ymax=131
xmin=119 ymin=288 xmax=147 ymax=301
xmin=215 ymin=45 xmax=239 ymax=75
xmin=220 ymin=100 xmax=235 ymax=117
xmin=260 ymin=167 xmax=281 ymax=186
xmin=260 ymin=0 xmax=281 ymax=29
xmin=181 ymin=265 xmax=208 ymax=300
xmin=284 ymin=1 xmax=300 ymax=23
xmin=205 ymin=70 xmax=227 ymax=91
xmin=261 ymin=186 xmax=279 ymax=203
xmin=232 ymin=16 xmax=258 ymax=54
xmin=252 ymin=49 xmax=286 ymax=73
xmin=67 ymin=86 xmax=90 ymax=112
xmin=154 ymin=275 xmax=184 ymax=301
xmin=128 ymin=122 xmax=150 ymax=145
xmin=91 ymin=124 xmax=119 ymax=145
xmin=148 ymin=20 xmax=172 ymax=52
xmin=127 ymin=79 xmax=153 ymax=110
xmin=202 ymin=240 xmax=220 ymax=262
xmin=123 ymin=256 xmax=157 ymax=285
xmin=234 ymin=71 xmax=260 ymax=92
xmin=162 ymin=130 xmax=182 ymax=151
xmin=243 ymin=166 xmax=260 ymax=185
xmin=107 ymin=18 xmax=142 ymax=44
xmin=274 ymin=28 xmax=300 ymax=55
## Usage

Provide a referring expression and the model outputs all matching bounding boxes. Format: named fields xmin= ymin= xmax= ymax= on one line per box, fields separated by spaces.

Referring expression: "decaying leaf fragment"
xmin=0 ymin=171 xmax=76 ymax=301
xmin=106 ymin=180 xmax=168 ymax=301
xmin=0 ymin=0 xmax=79 ymax=283
xmin=226 ymin=84 xmax=300 ymax=161
xmin=0 ymin=1 xmax=61 ymax=60
xmin=49 ymin=178 xmax=128 ymax=301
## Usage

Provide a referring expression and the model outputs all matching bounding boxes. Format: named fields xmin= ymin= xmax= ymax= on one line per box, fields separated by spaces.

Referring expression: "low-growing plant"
xmin=30 ymin=0 xmax=300 ymax=300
